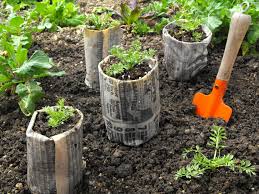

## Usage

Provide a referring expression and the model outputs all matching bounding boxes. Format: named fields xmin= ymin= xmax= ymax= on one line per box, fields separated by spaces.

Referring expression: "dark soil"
xmin=169 ymin=25 xmax=208 ymax=42
xmin=0 ymin=1 xmax=259 ymax=194
xmin=102 ymin=56 xmax=152 ymax=80
xmin=33 ymin=111 xmax=80 ymax=137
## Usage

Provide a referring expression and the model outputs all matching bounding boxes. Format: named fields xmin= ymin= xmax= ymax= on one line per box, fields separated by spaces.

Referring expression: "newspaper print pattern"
xmin=84 ymin=27 xmax=122 ymax=89
xmin=99 ymin=56 xmax=160 ymax=146
xmin=163 ymin=23 xmax=212 ymax=81
xmin=26 ymin=109 xmax=83 ymax=194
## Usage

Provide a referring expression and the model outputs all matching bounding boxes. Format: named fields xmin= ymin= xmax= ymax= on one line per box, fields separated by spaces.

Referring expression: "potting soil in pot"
xmin=33 ymin=112 xmax=81 ymax=137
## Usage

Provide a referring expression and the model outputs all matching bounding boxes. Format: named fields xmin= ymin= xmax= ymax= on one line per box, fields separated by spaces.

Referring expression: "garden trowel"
xmin=192 ymin=12 xmax=251 ymax=122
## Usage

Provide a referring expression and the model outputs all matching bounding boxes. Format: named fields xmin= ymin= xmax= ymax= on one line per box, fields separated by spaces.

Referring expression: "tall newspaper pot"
xmin=98 ymin=56 xmax=160 ymax=146
xmin=84 ymin=26 xmax=122 ymax=89
xmin=26 ymin=108 xmax=84 ymax=194
xmin=163 ymin=23 xmax=212 ymax=81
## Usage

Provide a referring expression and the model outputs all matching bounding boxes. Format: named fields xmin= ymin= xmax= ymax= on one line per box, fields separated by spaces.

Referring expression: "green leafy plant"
xmin=85 ymin=13 xmax=120 ymax=30
xmin=143 ymin=0 xmax=175 ymax=18
xmin=43 ymin=98 xmax=75 ymax=128
xmin=138 ymin=0 xmax=178 ymax=34
xmin=0 ymin=12 xmax=35 ymax=49
xmin=173 ymin=0 xmax=259 ymax=55
xmin=132 ymin=20 xmax=153 ymax=35
xmin=28 ymin=0 xmax=85 ymax=31
xmin=120 ymin=2 xmax=142 ymax=25
xmin=170 ymin=18 xmax=205 ymax=42
xmin=105 ymin=40 xmax=155 ymax=77
xmin=0 ymin=38 xmax=65 ymax=115
xmin=175 ymin=126 xmax=256 ymax=180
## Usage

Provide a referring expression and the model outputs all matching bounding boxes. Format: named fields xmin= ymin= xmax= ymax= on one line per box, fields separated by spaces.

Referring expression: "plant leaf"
xmin=247 ymin=24 xmax=259 ymax=44
xmin=129 ymin=7 xmax=141 ymax=24
xmin=15 ymin=46 xmax=28 ymax=67
xmin=16 ymin=81 xmax=44 ymax=116
xmin=14 ymin=50 xmax=54 ymax=75
xmin=205 ymin=16 xmax=222 ymax=31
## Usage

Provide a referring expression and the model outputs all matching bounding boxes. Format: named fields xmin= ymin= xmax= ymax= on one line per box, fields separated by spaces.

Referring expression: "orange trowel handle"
xmin=216 ymin=12 xmax=251 ymax=82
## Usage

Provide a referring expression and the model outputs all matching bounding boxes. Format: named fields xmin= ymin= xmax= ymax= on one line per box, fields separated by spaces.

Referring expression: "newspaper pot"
xmin=26 ymin=107 xmax=84 ymax=194
xmin=84 ymin=26 xmax=122 ymax=89
xmin=98 ymin=56 xmax=160 ymax=146
xmin=162 ymin=22 xmax=212 ymax=81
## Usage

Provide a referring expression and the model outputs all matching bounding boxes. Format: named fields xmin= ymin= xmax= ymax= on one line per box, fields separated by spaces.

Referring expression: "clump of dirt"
xmin=169 ymin=25 xmax=207 ymax=42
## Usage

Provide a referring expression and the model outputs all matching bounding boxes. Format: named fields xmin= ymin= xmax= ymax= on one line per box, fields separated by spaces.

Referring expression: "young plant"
xmin=175 ymin=126 xmax=256 ymax=180
xmin=85 ymin=13 xmax=120 ymax=30
xmin=170 ymin=18 xmax=205 ymax=42
xmin=120 ymin=1 xmax=142 ymax=25
xmin=0 ymin=12 xmax=35 ymax=49
xmin=143 ymin=0 xmax=175 ymax=18
xmin=28 ymin=0 xmax=85 ymax=31
xmin=132 ymin=20 xmax=153 ymax=35
xmin=173 ymin=0 xmax=259 ymax=55
xmin=43 ymin=98 xmax=75 ymax=128
xmin=0 ymin=38 xmax=65 ymax=116
xmin=105 ymin=40 xmax=155 ymax=77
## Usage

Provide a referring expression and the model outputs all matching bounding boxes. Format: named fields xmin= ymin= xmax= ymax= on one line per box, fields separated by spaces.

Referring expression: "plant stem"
xmin=213 ymin=149 xmax=217 ymax=159
xmin=214 ymin=130 xmax=220 ymax=159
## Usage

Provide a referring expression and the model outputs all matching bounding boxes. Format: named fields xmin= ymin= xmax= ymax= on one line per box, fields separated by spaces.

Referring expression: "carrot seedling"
xmin=43 ymin=99 xmax=75 ymax=128
xmin=175 ymin=126 xmax=256 ymax=180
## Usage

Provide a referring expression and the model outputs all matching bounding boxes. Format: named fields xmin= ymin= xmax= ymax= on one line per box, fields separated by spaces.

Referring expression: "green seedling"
xmin=85 ymin=13 xmax=120 ymax=30
xmin=43 ymin=98 xmax=75 ymax=128
xmin=132 ymin=20 xmax=153 ymax=35
xmin=0 ymin=4 xmax=65 ymax=116
xmin=105 ymin=40 xmax=155 ymax=77
xmin=28 ymin=0 xmax=85 ymax=31
xmin=173 ymin=0 xmax=259 ymax=55
xmin=173 ymin=18 xmax=205 ymax=42
xmin=120 ymin=2 xmax=142 ymax=25
xmin=175 ymin=126 xmax=256 ymax=180
xmin=0 ymin=39 xmax=65 ymax=116
xmin=143 ymin=0 xmax=175 ymax=18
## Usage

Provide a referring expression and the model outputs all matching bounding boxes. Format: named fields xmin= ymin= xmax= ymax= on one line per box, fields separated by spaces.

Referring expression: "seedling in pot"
xmin=43 ymin=98 xmax=75 ymax=128
xmin=169 ymin=18 xmax=207 ymax=42
xmin=85 ymin=13 xmax=120 ymax=30
xmin=175 ymin=126 xmax=256 ymax=180
xmin=26 ymin=98 xmax=84 ymax=193
xmin=105 ymin=40 xmax=155 ymax=78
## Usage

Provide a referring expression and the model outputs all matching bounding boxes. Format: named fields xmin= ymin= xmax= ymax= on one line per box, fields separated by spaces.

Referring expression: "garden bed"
xmin=0 ymin=1 xmax=259 ymax=194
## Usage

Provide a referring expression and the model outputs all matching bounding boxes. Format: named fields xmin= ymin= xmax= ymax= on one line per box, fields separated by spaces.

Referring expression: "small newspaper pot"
xmin=84 ymin=26 xmax=122 ymax=89
xmin=162 ymin=22 xmax=212 ymax=81
xmin=98 ymin=56 xmax=160 ymax=146
xmin=26 ymin=107 xmax=84 ymax=194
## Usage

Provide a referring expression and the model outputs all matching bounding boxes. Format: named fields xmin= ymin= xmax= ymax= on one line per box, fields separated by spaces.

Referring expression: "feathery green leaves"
xmin=175 ymin=126 xmax=256 ymax=180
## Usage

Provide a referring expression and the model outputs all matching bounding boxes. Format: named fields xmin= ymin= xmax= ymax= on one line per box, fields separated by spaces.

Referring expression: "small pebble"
xmin=113 ymin=149 xmax=124 ymax=158
xmin=15 ymin=183 xmax=23 ymax=190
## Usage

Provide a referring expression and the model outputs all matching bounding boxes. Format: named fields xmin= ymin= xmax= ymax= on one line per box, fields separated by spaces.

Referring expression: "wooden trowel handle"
xmin=216 ymin=12 xmax=251 ymax=81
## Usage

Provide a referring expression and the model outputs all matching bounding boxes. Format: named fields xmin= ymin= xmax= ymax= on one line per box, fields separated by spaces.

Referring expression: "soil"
xmin=33 ymin=110 xmax=80 ymax=137
xmin=102 ymin=56 xmax=152 ymax=80
xmin=0 ymin=0 xmax=259 ymax=194
xmin=169 ymin=25 xmax=208 ymax=42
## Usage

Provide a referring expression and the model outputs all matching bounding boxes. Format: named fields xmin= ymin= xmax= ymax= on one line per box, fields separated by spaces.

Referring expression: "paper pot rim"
xmin=84 ymin=25 xmax=121 ymax=33
xmin=98 ymin=55 xmax=159 ymax=83
xmin=26 ymin=107 xmax=84 ymax=140
xmin=163 ymin=22 xmax=212 ymax=44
